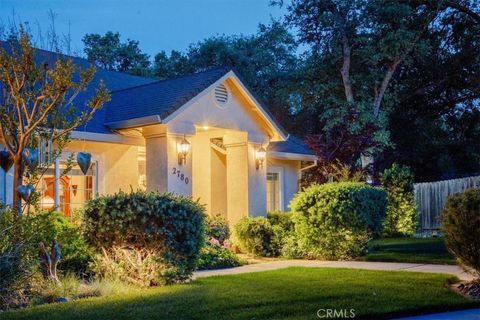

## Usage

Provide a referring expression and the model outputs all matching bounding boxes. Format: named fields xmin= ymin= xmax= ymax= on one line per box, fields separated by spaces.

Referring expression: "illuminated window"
xmin=40 ymin=161 xmax=97 ymax=218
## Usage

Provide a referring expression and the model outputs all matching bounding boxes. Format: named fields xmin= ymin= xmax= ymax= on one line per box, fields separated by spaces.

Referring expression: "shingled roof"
xmin=268 ymin=135 xmax=314 ymax=156
xmin=104 ymin=67 xmax=232 ymax=127
xmin=0 ymin=41 xmax=157 ymax=134
xmin=0 ymin=43 xmax=315 ymax=156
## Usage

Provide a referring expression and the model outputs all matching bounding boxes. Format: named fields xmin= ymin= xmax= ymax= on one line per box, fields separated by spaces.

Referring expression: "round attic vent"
xmin=214 ymin=83 xmax=229 ymax=106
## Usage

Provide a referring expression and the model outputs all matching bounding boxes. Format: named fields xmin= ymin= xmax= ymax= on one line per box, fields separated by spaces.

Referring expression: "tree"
xmin=0 ymin=32 xmax=110 ymax=214
xmin=82 ymin=31 xmax=150 ymax=76
xmin=278 ymin=0 xmax=480 ymax=168
xmin=383 ymin=5 xmax=480 ymax=180
xmin=303 ymin=105 xmax=381 ymax=185
xmin=152 ymin=22 xmax=299 ymax=126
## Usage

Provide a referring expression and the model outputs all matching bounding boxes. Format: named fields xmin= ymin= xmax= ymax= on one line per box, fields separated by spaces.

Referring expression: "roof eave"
xmin=268 ymin=151 xmax=318 ymax=161
xmin=105 ymin=115 xmax=162 ymax=130
xmin=227 ymin=71 xmax=288 ymax=141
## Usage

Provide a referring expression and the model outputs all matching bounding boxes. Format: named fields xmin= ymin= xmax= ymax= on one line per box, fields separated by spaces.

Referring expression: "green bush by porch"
xmin=83 ymin=191 xmax=205 ymax=285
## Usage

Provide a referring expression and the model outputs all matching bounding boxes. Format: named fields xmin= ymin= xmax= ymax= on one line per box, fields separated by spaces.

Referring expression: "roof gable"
xmin=104 ymin=67 xmax=231 ymax=128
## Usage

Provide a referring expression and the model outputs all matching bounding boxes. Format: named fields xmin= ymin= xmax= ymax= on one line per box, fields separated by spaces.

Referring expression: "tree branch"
xmin=444 ymin=1 xmax=480 ymax=23
xmin=373 ymin=59 xmax=401 ymax=117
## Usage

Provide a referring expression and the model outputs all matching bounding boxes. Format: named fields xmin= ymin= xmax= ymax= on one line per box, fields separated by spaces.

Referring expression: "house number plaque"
xmin=172 ymin=167 xmax=189 ymax=184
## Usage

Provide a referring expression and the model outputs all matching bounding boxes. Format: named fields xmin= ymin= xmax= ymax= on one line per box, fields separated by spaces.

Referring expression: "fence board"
xmin=414 ymin=175 xmax=480 ymax=230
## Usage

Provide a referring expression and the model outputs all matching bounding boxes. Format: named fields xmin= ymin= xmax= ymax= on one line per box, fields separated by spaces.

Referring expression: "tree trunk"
xmin=12 ymin=154 xmax=23 ymax=215
xmin=340 ymin=35 xmax=354 ymax=104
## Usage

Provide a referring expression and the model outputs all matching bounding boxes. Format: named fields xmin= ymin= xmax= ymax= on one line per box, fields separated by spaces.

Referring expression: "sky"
xmin=0 ymin=0 xmax=286 ymax=58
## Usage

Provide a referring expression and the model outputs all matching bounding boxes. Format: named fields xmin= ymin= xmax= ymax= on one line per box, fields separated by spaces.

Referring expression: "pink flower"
xmin=222 ymin=239 xmax=230 ymax=249
xmin=210 ymin=238 xmax=220 ymax=247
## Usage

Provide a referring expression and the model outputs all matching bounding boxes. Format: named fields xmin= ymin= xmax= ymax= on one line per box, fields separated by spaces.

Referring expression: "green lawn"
xmin=361 ymin=237 xmax=456 ymax=265
xmin=2 ymin=267 xmax=477 ymax=320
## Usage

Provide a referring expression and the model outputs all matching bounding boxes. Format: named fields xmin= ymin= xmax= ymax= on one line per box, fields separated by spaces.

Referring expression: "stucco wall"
xmin=167 ymin=80 xmax=270 ymax=144
xmin=248 ymin=142 xmax=267 ymax=217
xmin=167 ymin=134 xmax=193 ymax=196
xmin=0 ymin=140 xmax=141 ymax=205
xmin=65 ymin=141 xmax=141 ymax=195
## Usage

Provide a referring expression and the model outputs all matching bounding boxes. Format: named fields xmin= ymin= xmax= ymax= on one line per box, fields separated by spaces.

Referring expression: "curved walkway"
xmin=193 ymin=260 xmax=474 ymax=281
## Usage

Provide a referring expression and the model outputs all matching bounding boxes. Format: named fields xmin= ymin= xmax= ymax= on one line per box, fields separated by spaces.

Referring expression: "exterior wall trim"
xmin=71 ymin=131 xmax=145 ymax=146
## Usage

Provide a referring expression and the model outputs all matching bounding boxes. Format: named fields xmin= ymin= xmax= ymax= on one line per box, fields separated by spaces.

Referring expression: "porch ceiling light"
xmin=178 ymin=135 xmax=190 ymax=165
xmin=255 ymin=146 xmax=266 ymax=170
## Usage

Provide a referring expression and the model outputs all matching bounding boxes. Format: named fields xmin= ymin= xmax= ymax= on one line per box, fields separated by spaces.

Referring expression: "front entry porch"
xmin=192 ymin=127 xmax=254 ymax=227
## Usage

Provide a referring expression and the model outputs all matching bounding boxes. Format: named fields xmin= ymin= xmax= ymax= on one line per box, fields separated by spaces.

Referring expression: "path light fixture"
xmin=255 ymin=146 xmax=266 ymax=170
xmin=178 ymin=135 xmax=190 ymax=165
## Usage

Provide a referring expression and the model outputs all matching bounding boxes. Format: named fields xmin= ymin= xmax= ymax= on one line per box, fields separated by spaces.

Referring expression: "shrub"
xmin=442 ymin=188 xmax=480 ymax=277
xmin=235 ymin=217 xmax=278 ymax=256
xmin=0 ymin=208 xmax=37 ymax=309
xmin=267 ymin=211 xmax=295 ymax=256
xmin=83 ymin=191 xmax=205 ymax=285
xmin=0 ymin=209 xmax=92 ymax=309
xmin=205 ymin=215 xmax=230 ymax=244
xmin=380 ymin=164 xmax=418 ymax=236
xmin=290 ymin=182 xmax=387 ymax=260
xmin=35 ymin=212 xmax=94 ymax=276
xmin=196 ymin=244 xmax=241 ymax=270
xmin=267 ymin=211 xmax=294 ymax=231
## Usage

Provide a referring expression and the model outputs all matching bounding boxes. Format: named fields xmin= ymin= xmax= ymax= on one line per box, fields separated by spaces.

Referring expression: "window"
xmin=40 ymin=160 xmax=97 ymax=218
xmin=138 ymin=146 xmax=147 ymax=190
xmin=266 ymin=170 xmax=282 ymax=212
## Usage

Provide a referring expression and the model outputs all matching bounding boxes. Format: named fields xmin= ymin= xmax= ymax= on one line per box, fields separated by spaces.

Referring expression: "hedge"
xmin=83 ymin=191 xmax=205 ymax=284
xmin=290 ymin=182 xmax=387 ymax=259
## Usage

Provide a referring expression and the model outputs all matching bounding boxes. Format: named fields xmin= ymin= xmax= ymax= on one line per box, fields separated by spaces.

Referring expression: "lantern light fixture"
xmin=255 ymin=146 xmax=267 ymax=170
xmin=178 ymin=135 xmax=190 ymax=165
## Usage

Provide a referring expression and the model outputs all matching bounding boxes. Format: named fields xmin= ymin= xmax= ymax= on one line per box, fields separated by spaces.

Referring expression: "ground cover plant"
xmin=197 ymin=215 xmax=241 ymax=270
xmin=1 ymin=267 xmax=477 ymax=320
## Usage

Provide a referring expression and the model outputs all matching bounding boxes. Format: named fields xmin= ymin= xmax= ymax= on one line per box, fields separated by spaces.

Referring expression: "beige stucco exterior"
xmin=0 ymin=72 xmax=316 ymax=226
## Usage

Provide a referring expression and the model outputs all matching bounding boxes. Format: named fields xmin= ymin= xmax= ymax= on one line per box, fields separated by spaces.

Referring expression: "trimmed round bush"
xmin=83 ymin=191 xmax=205 ymax=285
xmin=235 ymin=217 xmax=278 ymax=256
xmin=290 ymin=182 xmax=387 ymax=260
xmin=442 ymin=188 xmax=480 ymax=277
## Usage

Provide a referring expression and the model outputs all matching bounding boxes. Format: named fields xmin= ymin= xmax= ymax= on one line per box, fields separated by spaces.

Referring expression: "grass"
xmin=361 ymin=237 xmax=456 ymax=265
xmin=2 ymin=267 xmax=477 ymax=320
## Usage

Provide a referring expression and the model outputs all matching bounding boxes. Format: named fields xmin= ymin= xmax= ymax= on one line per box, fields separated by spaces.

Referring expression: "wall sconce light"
xmin=255 ymin=146 xmax=266 ymax=170
xmin=178 ymin=135 xmax=190 ymax=165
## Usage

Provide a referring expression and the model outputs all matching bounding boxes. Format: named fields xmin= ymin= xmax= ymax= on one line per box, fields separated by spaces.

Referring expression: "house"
xmin=0 ymin=47 xmax=317 ymax=226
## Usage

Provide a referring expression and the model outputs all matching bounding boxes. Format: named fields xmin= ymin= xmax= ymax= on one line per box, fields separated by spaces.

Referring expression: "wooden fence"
xmin=414 ymin=175 xmax=480 ymax=230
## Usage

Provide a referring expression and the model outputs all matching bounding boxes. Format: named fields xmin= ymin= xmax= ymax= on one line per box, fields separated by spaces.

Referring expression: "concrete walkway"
xmin=193 ymin=260 xmax=474 ymax=281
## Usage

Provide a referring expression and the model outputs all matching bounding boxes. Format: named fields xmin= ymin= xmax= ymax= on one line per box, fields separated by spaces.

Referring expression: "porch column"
xmin=224 ymin=132 xmax=249 ymax=228
xmin=192 ymin=130 xmax=213 ymax=214
xmin=142 ymin=125 xmax=168 ymax=192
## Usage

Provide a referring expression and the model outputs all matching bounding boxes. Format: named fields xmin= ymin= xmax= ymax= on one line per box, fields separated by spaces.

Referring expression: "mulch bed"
xmin=451 ymin=280 xmax=480 ymax=300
